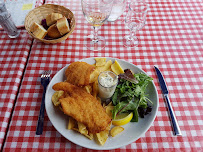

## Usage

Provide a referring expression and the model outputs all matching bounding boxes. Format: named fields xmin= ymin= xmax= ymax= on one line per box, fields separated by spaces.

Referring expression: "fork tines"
xmin=41 ymin=70 xmax=51 ymax=78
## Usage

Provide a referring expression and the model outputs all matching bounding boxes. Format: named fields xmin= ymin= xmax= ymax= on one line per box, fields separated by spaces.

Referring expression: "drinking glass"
xmin=123 ymin=1 xmax=149 ymax=48
xmin=81 ymin=0 xmax=113 ymax=51
xmin=107 ymin=0 xmax=126 ymax=22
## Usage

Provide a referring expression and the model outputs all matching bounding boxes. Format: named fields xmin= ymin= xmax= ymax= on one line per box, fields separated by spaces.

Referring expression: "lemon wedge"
xmin=112 ymin=112 xmax=133 ymax=126
xmin=111 ymin=60 xmax=124 ymax=75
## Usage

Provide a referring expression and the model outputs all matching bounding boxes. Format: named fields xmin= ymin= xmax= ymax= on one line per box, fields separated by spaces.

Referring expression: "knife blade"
xmin=154 ymin=66 xmax=182 ymax=136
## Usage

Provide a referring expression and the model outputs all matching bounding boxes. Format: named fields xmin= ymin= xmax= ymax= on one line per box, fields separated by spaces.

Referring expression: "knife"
xmin=154 ymin=66 xmax=182 ymax=136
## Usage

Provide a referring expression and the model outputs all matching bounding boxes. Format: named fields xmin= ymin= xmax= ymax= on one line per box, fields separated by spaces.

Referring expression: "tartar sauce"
xmin=100 ymin=74 xmax=117 ymax=87
xmin=98 ymin=71 xmax=118 ymax=99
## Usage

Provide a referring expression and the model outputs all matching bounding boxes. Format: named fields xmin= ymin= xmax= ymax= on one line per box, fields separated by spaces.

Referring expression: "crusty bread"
xmin=30 ymin=13 xmax=70 ymax=39
xmin=56 ymin=17 xmax=70 ymax=35
xmin=30 ymin=22 xmax=47 ymax=39
xmin=46 ymin=13 xmax=63 ymax=26
xmin=30 ymin=22 xmax=39 ymax=33
xmin=47 ymin=24 xmax=61 ymax=39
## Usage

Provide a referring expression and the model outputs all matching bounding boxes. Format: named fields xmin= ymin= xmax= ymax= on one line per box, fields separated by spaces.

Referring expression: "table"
xmin=0 ymin=29 xmax=33 ymax=150
xmin=0 ymin=0 xmax=44 ymax=150
xmin=1 ymin=0 xmax=203 ymax=151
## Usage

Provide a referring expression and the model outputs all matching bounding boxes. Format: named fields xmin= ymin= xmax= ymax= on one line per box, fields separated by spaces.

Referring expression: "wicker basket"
xmin=25 ymin=4 xmax=76 ymax=43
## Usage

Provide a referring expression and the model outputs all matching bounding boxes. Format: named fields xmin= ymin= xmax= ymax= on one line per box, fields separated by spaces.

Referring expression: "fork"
xmin=36 ymin=70 xmax=51 ymax=135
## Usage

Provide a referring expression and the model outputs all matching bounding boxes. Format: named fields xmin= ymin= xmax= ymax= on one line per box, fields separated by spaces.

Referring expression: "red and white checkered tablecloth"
xmin=2 ymin=0 xmax=203 ymax=151
xmin=0 ymin=30 xmax=32 ymax=150
xmin=0 ymin=0 xmax=44 ymax=151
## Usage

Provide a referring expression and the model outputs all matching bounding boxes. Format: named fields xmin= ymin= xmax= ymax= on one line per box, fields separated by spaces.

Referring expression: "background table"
xmin=2 ymin=0 xmax=203 ymax=151
xmin=0 ymin=0 xmax=44 ymax=151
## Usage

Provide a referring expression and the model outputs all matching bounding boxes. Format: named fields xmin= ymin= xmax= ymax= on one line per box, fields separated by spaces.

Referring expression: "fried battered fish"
xmin=52 ymin=82 xmax=112 ymax=133
xmin=65 ymin=61 xmax=95 ymax=86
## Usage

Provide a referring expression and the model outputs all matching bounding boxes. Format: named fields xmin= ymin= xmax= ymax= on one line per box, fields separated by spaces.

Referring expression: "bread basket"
xmin=25 ymin=4 xmax=76 ymax=43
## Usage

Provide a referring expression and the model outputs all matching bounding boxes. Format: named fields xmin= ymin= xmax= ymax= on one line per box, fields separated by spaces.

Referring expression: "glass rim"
xmin=129 ymin=1 xmax=149 ymax=13
xmin=81 ymin=0 xmax=114 ymax=6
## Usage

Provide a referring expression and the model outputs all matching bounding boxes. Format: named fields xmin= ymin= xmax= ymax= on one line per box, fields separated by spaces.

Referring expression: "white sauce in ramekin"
xmin=98 ymin=71 xmax=118 ymax=99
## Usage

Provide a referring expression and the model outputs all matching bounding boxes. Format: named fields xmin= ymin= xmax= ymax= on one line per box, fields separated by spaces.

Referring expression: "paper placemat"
xmin=0 ymin=0 xmax=36 ymax=30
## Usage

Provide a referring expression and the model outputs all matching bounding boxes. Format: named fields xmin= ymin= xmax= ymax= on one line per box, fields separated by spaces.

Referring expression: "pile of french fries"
xmin=52 ymin=58 xmax=125 ymax=145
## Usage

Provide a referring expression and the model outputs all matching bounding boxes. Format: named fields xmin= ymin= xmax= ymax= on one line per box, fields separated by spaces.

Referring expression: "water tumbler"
xmin=0 ymin=1 xmax=19 ymax=38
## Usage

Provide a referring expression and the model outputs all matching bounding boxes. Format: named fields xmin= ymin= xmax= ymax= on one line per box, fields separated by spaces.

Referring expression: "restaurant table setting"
xmin=0 ymin=0 xmax=203 ymax=151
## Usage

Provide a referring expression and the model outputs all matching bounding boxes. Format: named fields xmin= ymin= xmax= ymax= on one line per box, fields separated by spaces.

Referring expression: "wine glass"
xmin=123 ymin=1 xmax=149 ymax=48
xmin=81 ymin=0 xmax=114 ymax=51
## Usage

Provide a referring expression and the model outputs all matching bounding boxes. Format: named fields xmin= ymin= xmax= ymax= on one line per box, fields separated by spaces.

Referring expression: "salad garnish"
xmin=111 ymin=69 xmax=153 ymax=122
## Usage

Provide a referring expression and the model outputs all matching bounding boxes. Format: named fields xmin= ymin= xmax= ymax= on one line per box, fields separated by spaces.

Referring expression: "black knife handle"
xmin=164 ymin=94 xmax=182 ymax=136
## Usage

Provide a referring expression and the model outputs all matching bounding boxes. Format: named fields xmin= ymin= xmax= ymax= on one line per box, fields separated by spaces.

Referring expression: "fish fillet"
xmin=52 ymin=82 xmax=112 ymax=133
xmin=65 ymin=61 xmax=95 ymax=86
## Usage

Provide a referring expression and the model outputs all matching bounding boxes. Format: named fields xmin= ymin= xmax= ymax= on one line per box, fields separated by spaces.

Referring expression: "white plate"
xmin=45 ymin=57 xmax=159 ymax=150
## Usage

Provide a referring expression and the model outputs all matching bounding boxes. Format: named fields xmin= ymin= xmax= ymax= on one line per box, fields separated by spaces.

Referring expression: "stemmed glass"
xmin=123 ymin=1 xmax=149 ymax=48
xmin=81 ymin=0 xmax=114 ymax=51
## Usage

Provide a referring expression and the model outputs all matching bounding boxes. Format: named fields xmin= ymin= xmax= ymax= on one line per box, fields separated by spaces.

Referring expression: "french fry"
xmin=104 ymin=60 xmax=113 ymax=70
xmin=89 ymin=69 xmax=100 ymax=83
xmin=105 ymin=106 xmax=114 ymax=118
xmin=106 ymin=102 xmax=113 ymax=107
xmin=106 ymin=121 xmax=112 ymax=131
xmin=78 ymin=122 xmax=88 ymax=135
xmin=67 ymin=117 xmax=77 ymax=130
xmin=59 ymin=105 xmax=64 ymax=112
xmin=92 ymin=80 xmax=99 ymax=98
xmin=51 ymin=91 xmax=64 ymax=106
xmin=110 ymin=126 xmax=124 ymax=137
xmin=84 ymin=85 xmax=92 ymax=94
xmin=78 ymin=122 xmax=94 ymax=140
xmin=85 ymin=133 xmax=94 ymax=140
xmin=90 ymin=59 xmax=112 ymax=84
xmin=95 ymin=122 xmax=112 ymax=145
xmin=96 ymin=60 xmax=113 ymax=73
xmin=95 ymin=58 xmax=106 ymax=66
xmin=95 ymin=130 xmax=109 ymax=145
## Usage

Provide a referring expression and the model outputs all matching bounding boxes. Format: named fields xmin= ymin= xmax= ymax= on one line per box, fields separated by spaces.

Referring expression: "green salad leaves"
xmin=112 ymin=71 xmax=153 ymax=122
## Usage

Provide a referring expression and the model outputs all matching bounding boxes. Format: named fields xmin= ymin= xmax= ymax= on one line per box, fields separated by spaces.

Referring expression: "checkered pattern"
xmin=2 ymin=0 xmax=203 ymax=151
xmin=0 ymin=0 xmax=44 ymax=150
xmin=0 ymin=29 xmax=32 ymax=150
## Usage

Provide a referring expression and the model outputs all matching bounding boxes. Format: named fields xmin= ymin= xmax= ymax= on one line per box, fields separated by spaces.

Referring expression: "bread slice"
xmin=47 ymin=24 xmax=61 ymax=38
xmin=56 ymin=17 xmax=70 ymax=35
xmin=46 ymin=13 xmax=63 ymax=26
xmin=30 ymin=22 xmax=47 ymax=39
xmin=30 ymin=22 xmax=39 ymax=33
